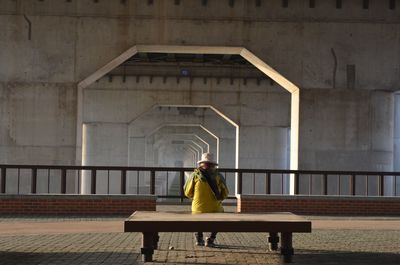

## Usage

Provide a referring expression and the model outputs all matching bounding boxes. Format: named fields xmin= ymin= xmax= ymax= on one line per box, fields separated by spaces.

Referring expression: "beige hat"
xmin=197 ymin=153 xmax=218 ymax=165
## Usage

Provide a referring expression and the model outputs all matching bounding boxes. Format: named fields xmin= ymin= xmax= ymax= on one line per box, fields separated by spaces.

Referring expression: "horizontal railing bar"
xmin=0 ymin=164 xmax=397 ymax=199
xmin=157 ymin=195 xmax=188 ymax=199
xmin=1 ymin=164 xmax=399 ymax=176
xmin=157 ymin=195 xmax=237 ymax=199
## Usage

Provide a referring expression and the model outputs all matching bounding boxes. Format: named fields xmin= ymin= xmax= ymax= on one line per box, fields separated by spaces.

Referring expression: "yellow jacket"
xmin=184 ymin=168 xmax=229 ymax=213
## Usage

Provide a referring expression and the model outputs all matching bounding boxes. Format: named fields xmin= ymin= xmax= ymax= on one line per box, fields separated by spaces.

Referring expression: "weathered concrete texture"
xmin=84 ymin=77 xmax=291 ymax=171
xmin=394 ymin=94 xmax=400 ymax=171
xmin=0 ymin=15 xmax=76 ymax=83
xmin=2 ymin=0 xmax=399 ymax=21
xmin=301 ymin=22 xmax=400 ymax=90
xmin=83 ymin=123 xmax=128 ymax=166
xmin=0 ymin=82 xmax=77 ymax=165
xmin=0 ymin=1 xmax=399 ymax=89
xmin=77 ymin=20 xmax=400 ymax=90
xmin=82 ymin=123 xmax=128 ymax=193
xmin=299 ymin=89 xmax=394 ymax=171
xmin=0 ymin=0 xmax=398 ymax=195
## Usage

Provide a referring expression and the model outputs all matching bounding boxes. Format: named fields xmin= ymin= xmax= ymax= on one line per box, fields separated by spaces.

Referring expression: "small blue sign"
xmin=181 ymin=69 xmax=189 ymax=76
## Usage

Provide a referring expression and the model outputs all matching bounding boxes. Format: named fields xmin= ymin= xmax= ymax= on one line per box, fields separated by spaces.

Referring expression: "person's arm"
xmin=184 ymin=173 xmax=196 ymax=199
xmin=217 ymin=174 xmax=229 ymax=200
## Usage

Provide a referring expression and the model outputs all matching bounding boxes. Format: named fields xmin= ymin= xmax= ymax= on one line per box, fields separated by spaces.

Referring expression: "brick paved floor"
xmin=0 ymin=232 xmax=280 ymax=265
xmin=0 ymin=204 xmax=399 ymax=265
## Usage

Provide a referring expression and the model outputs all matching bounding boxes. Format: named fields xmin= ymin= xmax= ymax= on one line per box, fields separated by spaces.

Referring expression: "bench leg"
xmin=280 ymin=232 xmax=294 ymax=263
xmin=153 ymin=232 xmax=160 ymax=250
xmin=268 ymin=232 xmax=279 ymax=251
xmin=141 ymin=232 xmax=154 ymax=262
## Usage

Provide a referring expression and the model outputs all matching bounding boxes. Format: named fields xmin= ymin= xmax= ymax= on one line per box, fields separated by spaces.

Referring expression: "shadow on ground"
xmin=294 ymin=249 xmax=400 ymax=265
xmin=0 ymin=249 xmax=278 ymax=265
xmin=1 ymin=249 xmax=399 ymax=265
xmin=0 ymin=251 xmax=140 ymax=265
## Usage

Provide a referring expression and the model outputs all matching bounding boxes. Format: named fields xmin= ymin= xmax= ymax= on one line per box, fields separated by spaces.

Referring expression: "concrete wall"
xmin=395 ymin=94 xmax=400 ymax=171
xmin=85 ymin=77 xmax=290 ymax=170
xmin=0 ymin=0 xmax=399 ymax=194
xmin=83 ymin=77 xmax=289 ymax=193
xmin=81 ymin=123 xmax=128 ymax=194
xmin=0 ymin=83 xmax=77 ymax=165
xmin=299 ymin=89 xmax=394 ymax=171
xmin=1 ymin=0 xmax=398 ymax=89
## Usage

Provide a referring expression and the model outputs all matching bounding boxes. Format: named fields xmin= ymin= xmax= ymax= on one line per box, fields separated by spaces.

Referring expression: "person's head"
xmin=197 ymin=153 xmax=218 ymax=170
xmin=199 ymin=162 xmax=216 ymax=170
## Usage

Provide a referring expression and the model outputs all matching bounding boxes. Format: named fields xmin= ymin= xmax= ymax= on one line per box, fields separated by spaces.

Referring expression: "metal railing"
xmin=0 ymin=165 xmax=399 ymax=200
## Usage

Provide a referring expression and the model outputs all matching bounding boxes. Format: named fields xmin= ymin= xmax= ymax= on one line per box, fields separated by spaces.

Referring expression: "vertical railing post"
xmin=237 ymin=172 xmax=243 ymax=195
xmin=150 ymin=170 xmax=155 ymax=195
xmin=294 ymin=173 xmax=299 ymax=195
xmin=180 ymin=170 xmax=185 ymax=202
xmin=31 ymin=168 xmax=37 ymax=194
xmin=121 ymin=170 xmax=127 ymax=194
xmin=1 ymin=167 xmax=6 ymax=193
xmin=351 ymin=174 xmax=356 ymax=195
xmin=379 ymin=175 xmax=384 ymax=196
xmin=61 ymin=169 xmax=67 ymax=194
xmin=17 ymin=168 xmax=20 ymax=194
xmin=323 ymin=174 xmax=328 ymax=195
xmin=91 ymin=169 xmax=96 ymax=194
xmin=266 ymin=172 xmax=271 ymax=194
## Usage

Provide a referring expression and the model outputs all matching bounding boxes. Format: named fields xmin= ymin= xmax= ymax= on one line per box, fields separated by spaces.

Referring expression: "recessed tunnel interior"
xmin=78 ymin=47 xmax=297 ymax=196
xmin=78 ymin=48 xmax=298 ymax=196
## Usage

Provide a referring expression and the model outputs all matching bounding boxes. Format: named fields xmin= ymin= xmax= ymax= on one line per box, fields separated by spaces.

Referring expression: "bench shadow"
xmin=152 ymin=260 xmax=238 ymax=265
xmin=158 ymin=246 xmax=270 ymax=255
xmin=161 ymin=245 xmax=260 ymax=250
xmin=213 ymin=244 xmax=260 ymax=250
xmin=3 ymin=248 xmax=398 ymax=265
xmin=153 ymin=246 xmax=278 ymax=265
xmin=293 ymin=249 xmax=400 ymax=265
xmin=0 ymin=251 xmax=141 ymax=265
xmin=0 ymin=249 xmax=277 ymax=265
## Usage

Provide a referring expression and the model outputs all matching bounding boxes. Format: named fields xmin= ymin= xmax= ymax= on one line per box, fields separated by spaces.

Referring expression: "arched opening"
xmin=77 ymin=45 xmax=300 ymax=195
xmin=128 ymin=105 xmax=237 ymax=168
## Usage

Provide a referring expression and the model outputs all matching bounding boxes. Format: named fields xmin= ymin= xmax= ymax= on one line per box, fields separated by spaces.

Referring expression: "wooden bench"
xmin=124 ymin=211 xmax=312 ymax=263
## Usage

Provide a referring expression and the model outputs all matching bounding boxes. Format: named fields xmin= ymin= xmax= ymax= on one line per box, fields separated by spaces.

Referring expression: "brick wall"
xmin=237 ymin=195 xmax=400 ymax=216
xmin=0 ymin=194 xmax=156 ymax=215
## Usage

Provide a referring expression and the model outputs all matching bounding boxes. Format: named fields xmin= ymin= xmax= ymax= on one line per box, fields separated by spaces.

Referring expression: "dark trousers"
xmin=195 ymin=232 xmax=218 ymax=241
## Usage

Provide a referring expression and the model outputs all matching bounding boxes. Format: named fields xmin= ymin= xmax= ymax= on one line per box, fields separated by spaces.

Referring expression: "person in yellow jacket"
xmin=184 ymin=153 xmax=229 ymax=247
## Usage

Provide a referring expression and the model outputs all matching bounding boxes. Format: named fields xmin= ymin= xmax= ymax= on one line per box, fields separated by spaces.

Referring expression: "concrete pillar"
xmin=81 ymin=123 xmax=128 ymax=194
xmin=394 ymin=93 xmax=400 ymax=171
xmin=394 ymin=94 xmax=400 ymax=196
xmin=128 ymin=136 xmax=146 ymax=166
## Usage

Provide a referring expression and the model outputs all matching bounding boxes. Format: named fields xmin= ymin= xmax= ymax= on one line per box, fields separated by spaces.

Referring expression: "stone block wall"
xmin=0 ymin=194 xmax=156 ymax=215
xmin=237 ymin=195 xmax=400 ymax=216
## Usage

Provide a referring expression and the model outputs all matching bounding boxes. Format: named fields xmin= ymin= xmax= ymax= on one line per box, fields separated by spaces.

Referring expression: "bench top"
xmin=124 ymin=211 xmax=312 ymax=233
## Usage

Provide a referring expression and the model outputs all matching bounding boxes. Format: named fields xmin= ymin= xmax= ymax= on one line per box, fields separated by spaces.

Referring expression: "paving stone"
xmin=0 ymin=205 xmax=399 ymax=264
xmin=0 ymin=232 xmax=280 ymax=265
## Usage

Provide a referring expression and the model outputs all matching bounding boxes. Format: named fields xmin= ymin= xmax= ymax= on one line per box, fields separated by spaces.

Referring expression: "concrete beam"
xmin=78 ymin=46 xmax=138 ymax=89
xmin=240 ymin=48 xmax=300 ymax=94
